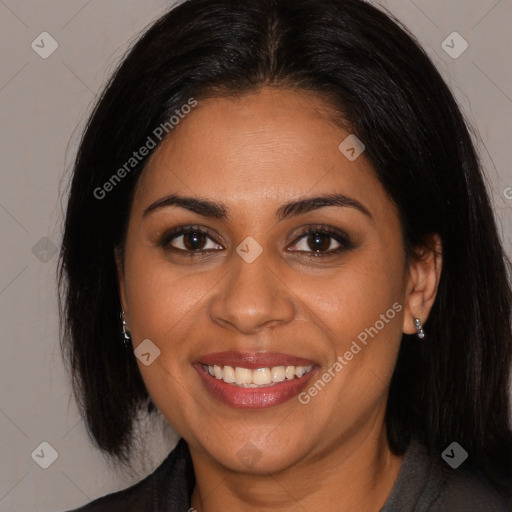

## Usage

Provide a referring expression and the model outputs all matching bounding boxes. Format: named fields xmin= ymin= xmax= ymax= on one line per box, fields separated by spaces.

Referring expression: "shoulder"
xmin=69 ymin=475 xmax=155 ymax=512
xmin=63 ymin=438 xmax=194 ymax=512
xmin=432 ymin=463 xmax=512 ymax=512
xmin=381 ymin=439 xmax=511 ymax=512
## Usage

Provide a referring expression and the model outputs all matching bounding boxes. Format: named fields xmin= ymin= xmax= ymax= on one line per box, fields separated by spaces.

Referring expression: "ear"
xmin=402 ymin=234 xmax=442 ymax=335
xmin=114 ymin=246 xmax=128 ymax=316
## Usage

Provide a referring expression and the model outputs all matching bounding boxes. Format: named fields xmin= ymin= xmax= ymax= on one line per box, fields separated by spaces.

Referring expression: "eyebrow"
xmin=142 ymin=193 xmax=372 ymax=221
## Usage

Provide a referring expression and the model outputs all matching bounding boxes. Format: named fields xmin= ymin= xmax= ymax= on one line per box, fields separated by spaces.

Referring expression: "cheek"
xmin=293 ymin=245 xmax=405 ymax=410
xmin=122 ymin=248 xmax=215 ymax=428
xmin=123 ymin=246 xmax=213 ymax=342
xmin=296 ymin=247 xmax=404 ymax=342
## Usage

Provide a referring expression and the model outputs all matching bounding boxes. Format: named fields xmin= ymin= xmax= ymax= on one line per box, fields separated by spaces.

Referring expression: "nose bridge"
xmin=209 ymin=246 xmax=295 ymax=334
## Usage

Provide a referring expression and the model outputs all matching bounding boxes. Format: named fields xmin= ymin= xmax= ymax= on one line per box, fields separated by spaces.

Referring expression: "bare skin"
xmin=117 ymin=87 xmax=442 ymax=511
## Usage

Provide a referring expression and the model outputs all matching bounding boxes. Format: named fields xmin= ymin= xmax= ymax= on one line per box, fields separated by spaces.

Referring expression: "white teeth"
xmin=253 ymin=367 xmax=272 ymax=385
xmin=205 ymin=364 xmax=314 ymax=387
xmin=235 ymin=367 xmax=252 ymax=385
xmin=271 ymin=366 xmax=285 ymax=382
xmin=213 ymin=365 xmax=223 ymax=379
xmin=222 ymin=365 xmax=235 ymax=383
xmin=295 ymin=366 xmax=306 ymax=378
xmin=285 ymin=366 xmax=295 ymax=379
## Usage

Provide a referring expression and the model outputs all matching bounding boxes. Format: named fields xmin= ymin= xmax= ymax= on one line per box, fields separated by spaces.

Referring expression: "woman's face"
xmin=118 ymin=87 xmax=429 ymax=473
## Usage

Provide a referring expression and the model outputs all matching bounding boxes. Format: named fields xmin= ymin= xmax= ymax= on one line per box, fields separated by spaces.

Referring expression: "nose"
xmin=209 ymin=249 xmax=296 ymax=335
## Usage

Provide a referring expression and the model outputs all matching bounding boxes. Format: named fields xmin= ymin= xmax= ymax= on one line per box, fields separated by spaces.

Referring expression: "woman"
xmin=59 ymin=0 xmax=512 ymax=510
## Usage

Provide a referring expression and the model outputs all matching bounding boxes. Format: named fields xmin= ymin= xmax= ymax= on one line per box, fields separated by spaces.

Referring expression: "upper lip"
xmin=194 ymin=351 xmax=317 ymax=369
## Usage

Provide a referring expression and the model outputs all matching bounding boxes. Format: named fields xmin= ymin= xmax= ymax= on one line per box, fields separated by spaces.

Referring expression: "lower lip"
xmin=194 ymin=365 xmax=318 ymax=409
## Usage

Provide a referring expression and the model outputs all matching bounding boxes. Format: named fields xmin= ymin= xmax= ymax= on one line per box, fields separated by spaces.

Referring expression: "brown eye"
xmin=290 ymin=231 xmax=342 ymax=253
xmin=306 ymin=233 xmax=333 ymax=252
xmin=287 ymin=226 xmax=353 ymax=257
xmin=182 ymin=232 xmax=207 ymax=251
xmin=159 ymin=226 xmax=224 ymax=254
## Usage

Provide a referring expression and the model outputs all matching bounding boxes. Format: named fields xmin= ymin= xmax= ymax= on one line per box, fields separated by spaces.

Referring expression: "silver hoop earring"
xmin=121 ymin=311 xmax=131 ymax=348
xmin=414 ymin=318 xmax=425 ymax=339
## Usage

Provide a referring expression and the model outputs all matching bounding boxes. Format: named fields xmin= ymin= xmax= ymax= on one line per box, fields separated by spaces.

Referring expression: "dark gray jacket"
xmin=67 ymin=438 xmax=511 ymax=511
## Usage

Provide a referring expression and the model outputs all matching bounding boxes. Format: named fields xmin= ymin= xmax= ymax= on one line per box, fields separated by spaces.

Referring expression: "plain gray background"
xmin=0 ymin=0 xmax=511 ymax=510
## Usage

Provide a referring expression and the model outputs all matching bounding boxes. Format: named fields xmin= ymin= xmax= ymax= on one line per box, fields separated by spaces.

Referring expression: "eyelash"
xmin=158 ymin=225 xmax=354 ymax=259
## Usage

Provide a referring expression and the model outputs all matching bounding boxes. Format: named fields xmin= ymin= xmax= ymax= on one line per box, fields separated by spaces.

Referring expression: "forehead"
xmin=133 ymin=87 xmax=392 ymax=221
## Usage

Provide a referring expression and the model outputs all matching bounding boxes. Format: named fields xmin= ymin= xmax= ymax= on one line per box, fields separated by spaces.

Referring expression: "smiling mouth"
xmin=201 ymin=364 xmax=314 ymax=387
